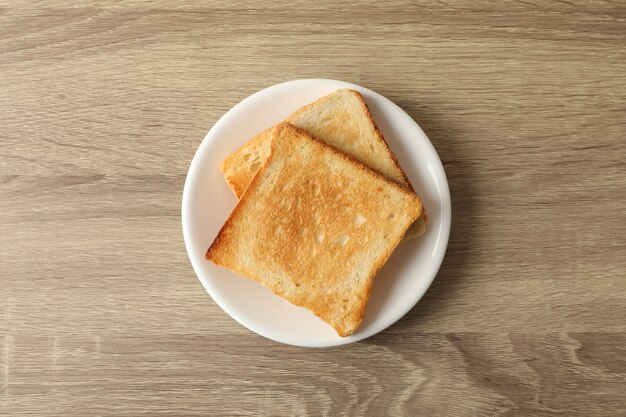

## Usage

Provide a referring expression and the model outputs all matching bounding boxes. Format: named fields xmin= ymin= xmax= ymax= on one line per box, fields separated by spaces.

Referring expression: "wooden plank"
xmin=1 ymin=333 xmax=625 ymax=416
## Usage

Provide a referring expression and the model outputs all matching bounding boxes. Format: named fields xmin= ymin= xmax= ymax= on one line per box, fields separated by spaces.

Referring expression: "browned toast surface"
xmin=207 ymin=123 xmax=423 ymax=336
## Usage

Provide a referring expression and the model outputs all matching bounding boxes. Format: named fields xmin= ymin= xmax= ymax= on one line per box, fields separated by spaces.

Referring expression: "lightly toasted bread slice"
xmin=207 ymin=123 xmax=423 ymax=337
xmin=220 ymin=89 xmax=427 ymax=239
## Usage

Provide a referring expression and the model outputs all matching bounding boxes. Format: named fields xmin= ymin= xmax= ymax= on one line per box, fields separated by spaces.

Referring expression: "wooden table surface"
xmin=1 ymin=1 xmax=625 ymax=415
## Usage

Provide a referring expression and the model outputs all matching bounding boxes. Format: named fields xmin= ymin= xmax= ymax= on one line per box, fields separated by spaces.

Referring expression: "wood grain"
xmin=1 ymin=0 xmax=625 ymax=415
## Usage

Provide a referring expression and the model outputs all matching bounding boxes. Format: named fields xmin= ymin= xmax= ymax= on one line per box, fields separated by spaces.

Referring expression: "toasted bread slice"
xmin=219 ymin=89 xmax=426 ymax=239
xmin=207 ymin=123 xmax=423 ymax=336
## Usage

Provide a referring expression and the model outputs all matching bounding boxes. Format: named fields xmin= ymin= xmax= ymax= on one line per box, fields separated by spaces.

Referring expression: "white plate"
xmin=182 ymin=79 xmax=451 ymax=347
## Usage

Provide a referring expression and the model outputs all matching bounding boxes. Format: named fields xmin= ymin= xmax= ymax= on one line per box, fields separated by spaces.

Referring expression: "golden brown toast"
xmin=219 ymin=89 xmax=427 ymax=239
xmin=207 ymin=123 xmax=423 ymax=336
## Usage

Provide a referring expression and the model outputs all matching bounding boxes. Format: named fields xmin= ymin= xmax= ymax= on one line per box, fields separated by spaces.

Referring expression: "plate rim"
xmin=182 ymin=78 xmax=451 ymax=347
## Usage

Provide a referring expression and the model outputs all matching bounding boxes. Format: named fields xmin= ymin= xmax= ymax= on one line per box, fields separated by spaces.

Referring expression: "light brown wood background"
xmin=1 ymin=1 xmax=625 ymax=415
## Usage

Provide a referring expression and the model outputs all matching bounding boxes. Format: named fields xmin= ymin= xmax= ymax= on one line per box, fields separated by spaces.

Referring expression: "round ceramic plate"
xmin=182 ymin=79 xmax=451 ymax=347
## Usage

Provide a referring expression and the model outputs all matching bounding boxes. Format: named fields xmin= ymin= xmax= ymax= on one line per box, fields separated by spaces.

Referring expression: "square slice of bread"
xmin=220 ymin=89 xmax=426 ymax=239
xmin=207 ymin=123 xmax=424 ymax=336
